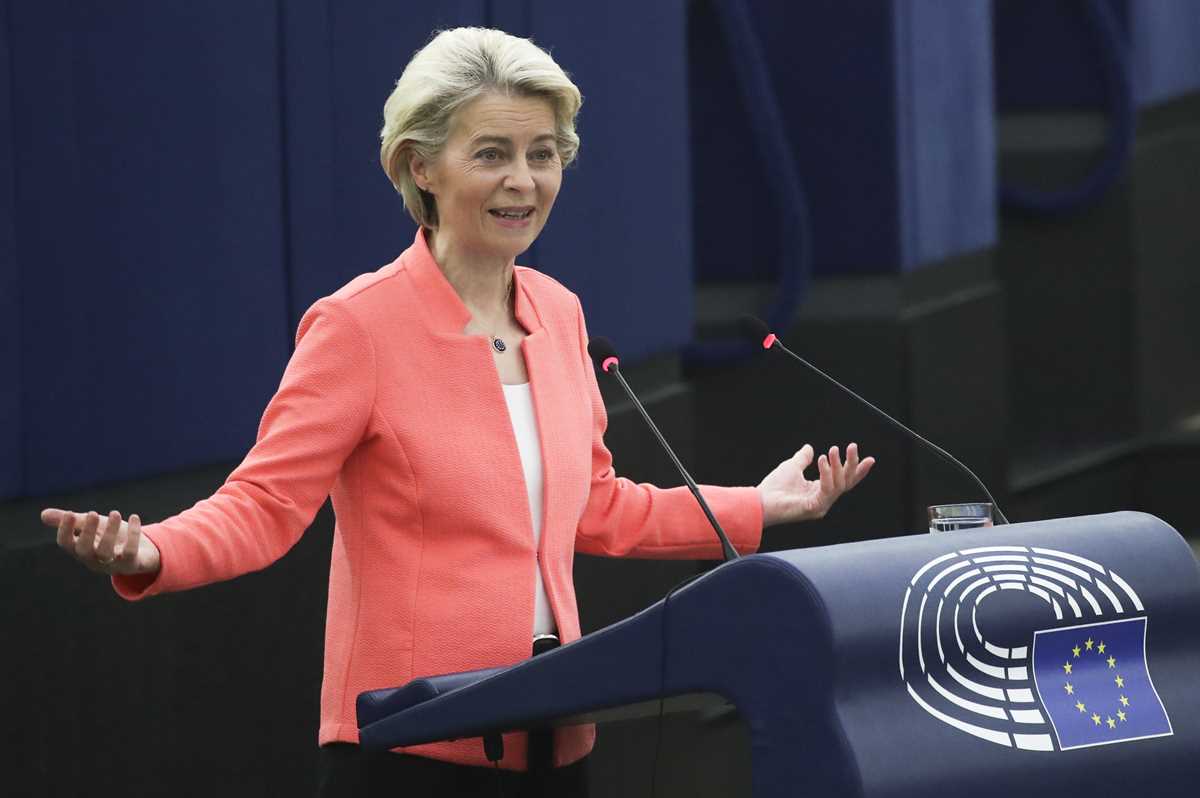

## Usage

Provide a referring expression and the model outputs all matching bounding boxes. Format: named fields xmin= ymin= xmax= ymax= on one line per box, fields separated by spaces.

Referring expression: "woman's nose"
xmin=503 ymin=163 xmax=536 ymax=192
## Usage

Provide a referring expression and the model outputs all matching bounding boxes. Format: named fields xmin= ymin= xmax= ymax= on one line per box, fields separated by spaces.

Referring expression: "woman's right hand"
xmin=41 ymin=508 xmax=161 ymax=576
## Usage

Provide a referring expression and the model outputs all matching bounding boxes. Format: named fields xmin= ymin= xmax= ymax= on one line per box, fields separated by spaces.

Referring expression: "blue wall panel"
xmin=281 ymin=0 xmax=691 ymax=359
xmin=993 ymin=0 xmax=1125 ymax=111
xmin=1 ymin=0 xmax=21 ymax=498
xmin=1132 ymin=1 xmax=1200 ymax=106
xmin=523 ymin=0 xmax=694 ymax=360
xmin=995 ymin=0 xmax=1200 ymax=111
xmin=692 ymin=1 xmax=900 ymax=281
xmin=692 ymin=0 xmax=995 ymax=281
xmin=899 ymin=0 xmax=996 ymax=267
xmin=1 ymin=1 xmax=1008 ymax=500
xmin=283 ymin=1 xmax=487 ymax=326
xmin=12 ymin=0 xmax=289 ymax=496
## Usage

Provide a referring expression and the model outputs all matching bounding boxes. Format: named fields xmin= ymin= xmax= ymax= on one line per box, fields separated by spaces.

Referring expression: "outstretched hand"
xmin=41 ymin=508 xmax=161 ymax=576
xmin=756 ymin=443 xmax=875 ymax=527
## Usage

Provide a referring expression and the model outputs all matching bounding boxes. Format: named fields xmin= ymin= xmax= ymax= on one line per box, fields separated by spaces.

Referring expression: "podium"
xmin=357 ymin=512 xmax=1199 ymax=796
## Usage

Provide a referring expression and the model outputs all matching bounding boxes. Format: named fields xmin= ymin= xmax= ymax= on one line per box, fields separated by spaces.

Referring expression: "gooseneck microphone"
xmin=587 ymin=337 xmax=741 ymax=561
xmin=739 ymin=316 xmax=1010 ymax=525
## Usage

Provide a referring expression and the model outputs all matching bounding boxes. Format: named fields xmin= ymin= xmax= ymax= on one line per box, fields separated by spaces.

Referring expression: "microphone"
xmin=587 ymin=337 xmax=741 ymax=561
xmin=739 ymin=316 xmax=1010 ymax=525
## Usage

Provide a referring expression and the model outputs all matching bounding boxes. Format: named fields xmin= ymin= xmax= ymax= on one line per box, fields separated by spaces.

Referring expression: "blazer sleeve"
xmin=570 ymin=296 xmax=762 ymax=559
xmin=111 ymin=297 xmax=376 ymax=600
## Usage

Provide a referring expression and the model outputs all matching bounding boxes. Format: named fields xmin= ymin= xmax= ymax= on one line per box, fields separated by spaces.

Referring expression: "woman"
xmin=40 ymin=27 xmax=873 ymax=797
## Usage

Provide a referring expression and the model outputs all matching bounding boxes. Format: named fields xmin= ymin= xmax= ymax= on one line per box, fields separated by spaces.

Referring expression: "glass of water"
xmin=928 ymin=502 xmax=994 ymax=534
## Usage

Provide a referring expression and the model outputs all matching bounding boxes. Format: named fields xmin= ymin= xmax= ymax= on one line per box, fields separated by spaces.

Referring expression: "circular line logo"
xmin=898 ymin=545 xmax=1171 ymax=752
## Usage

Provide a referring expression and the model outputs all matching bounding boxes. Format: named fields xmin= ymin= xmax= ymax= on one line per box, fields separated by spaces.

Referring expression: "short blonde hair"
xmin=380 ymin=27 xmax=583 ymax=229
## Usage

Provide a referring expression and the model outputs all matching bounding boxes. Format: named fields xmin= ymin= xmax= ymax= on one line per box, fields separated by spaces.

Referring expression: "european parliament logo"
xmin=898 ymin=545 xmax=1173 ymax=752
xmin=1033 ymin=618 xmax=1171 ymax=749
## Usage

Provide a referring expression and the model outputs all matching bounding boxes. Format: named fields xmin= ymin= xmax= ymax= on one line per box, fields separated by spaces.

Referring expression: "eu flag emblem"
xmin=1031 ymin=617 xmax=1173 ymax=750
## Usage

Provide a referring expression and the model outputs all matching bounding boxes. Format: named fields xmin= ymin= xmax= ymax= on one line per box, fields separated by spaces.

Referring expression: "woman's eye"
xmin=531 ymin=149 xmax=555 ymax=162
xmin=477 ymin=148 xmax=502 ymax=161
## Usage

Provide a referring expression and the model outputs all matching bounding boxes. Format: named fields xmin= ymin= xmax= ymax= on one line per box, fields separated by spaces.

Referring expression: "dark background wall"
xmin=3 ymin=1 xmax=1199 ymax=795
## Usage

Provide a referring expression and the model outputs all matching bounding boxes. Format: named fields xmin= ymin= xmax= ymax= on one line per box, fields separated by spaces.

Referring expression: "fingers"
xmin=70 ymin=510 xmax=121 ymax=572
xmin=76 ymin=512 xmax=113 ymax=573
xmin=74 ymin=511 xmax=101 ymax=561
xmin=855 ymin=456 xmax=877 ymax=485
xmin=95 ymin=511 xmax=121 ymax=564
xmin=828 ymin=445 xmax=845 ymax=492
xmin=844 ymin=443 xmax=862 ymax=489
xmin=773 ymin=441 xmax=875 ymax=524
xmin=792 ymin=443 xmax=814 ymax=471
xmin=55 ymin=510 xmax=77 ymax=551
xmin=831 ymin=443 xmax=876 ymax=490
xmin=844 ymin=442 xmax=875 ymax=489
xmin=118 ymin=514 xmax=142 ymax=569
xmin=42 ymin=507 xmax=65 ymax=527
xmin=51 ymin=508 xmax=145 ymax=573
xmin=817 ymin=450 xmax=833 ymax=490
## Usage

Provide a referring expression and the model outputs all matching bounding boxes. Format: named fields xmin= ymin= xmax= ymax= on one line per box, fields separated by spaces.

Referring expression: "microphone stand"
xmin=600 ymin=360 xmax=741 ymax=562
xmin=765 ymin=335 xmax=1010 ymax=525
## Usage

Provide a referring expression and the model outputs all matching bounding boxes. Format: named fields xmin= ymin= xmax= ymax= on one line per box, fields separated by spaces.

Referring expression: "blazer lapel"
xmin=514 ymin=269 xmax=558 ymax=563
xmin=399 ymin=228 xmax=537 ymax=549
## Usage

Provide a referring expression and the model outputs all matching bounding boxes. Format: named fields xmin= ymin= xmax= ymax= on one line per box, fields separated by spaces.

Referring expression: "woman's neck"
xmin=426 ymin=227 xmax=514 ymax=314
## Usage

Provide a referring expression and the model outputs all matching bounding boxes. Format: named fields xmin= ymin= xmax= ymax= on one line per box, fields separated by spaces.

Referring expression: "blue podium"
xmin=358 ymin=513 xmax=1199 ymax=796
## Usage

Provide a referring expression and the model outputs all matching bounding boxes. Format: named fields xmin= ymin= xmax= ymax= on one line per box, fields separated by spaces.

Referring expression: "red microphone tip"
xmin=602 ymin=356 xmax=619 ymax=373
xmin=762 ymin=333 xmax=777 ymax=349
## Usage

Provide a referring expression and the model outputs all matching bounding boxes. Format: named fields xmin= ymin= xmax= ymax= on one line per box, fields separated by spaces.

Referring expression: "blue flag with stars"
xmin=1032 ymin=617 xmax=1173 ymax=750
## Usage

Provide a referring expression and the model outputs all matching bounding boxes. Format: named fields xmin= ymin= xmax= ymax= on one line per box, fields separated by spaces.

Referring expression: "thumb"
xmin=792 ymin=444 xmax=814 ymax=471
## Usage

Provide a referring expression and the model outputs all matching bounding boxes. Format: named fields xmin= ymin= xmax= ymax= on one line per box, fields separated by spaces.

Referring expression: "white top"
xmin=501 ymin=382 xmax=556 ymax=637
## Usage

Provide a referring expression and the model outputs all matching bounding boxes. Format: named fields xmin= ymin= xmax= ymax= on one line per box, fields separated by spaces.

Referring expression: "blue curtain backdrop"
xmin=2 ymin=0 xmax=694 ymax=499
xmin=994 ymin=0 xmax=1200 ymax=110
xmin=8 ymin=1 xmax=292 ymax=498
xmin=689 ymin=0 xmax=996 ymax=282
xmin=4 ymin=0 xmax=1198 ymax=500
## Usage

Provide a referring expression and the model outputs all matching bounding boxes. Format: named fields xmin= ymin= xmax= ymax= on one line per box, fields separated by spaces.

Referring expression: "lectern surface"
xmin=358 ymin=513 xmax=1200 ymax=797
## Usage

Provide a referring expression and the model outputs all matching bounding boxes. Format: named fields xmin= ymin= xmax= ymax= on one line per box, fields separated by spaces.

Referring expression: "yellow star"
xmin=1106 ymin=716 xmax=1116 ymax=729
xmin=1072 ymin=645 xmax=1081 ymax=657
xmin=1091 ymin=713 xmax=1102 ymax=726
xmin=1107 ymin=655 xmax=1116 ymax=668
xmin=1115 ymin=675 xmax=1125 ymax=688
xmin=1117 ymin=710 xmax=1127 ymax=722
xmin=1120 ymin=695 xmax=1130 ymax=707
xmin=1097 ymin=641 xmax=1106 ymax=654
xmin=1064 ymin=683 xmax=1074 ymax=695
xmin=1075 ymin=701 xmax=1087 ymax=713
xmin=1063 ymin=662 xmax=1073 ymax=675
xmin=1085 ymin=638 xmax=1094 ymax=650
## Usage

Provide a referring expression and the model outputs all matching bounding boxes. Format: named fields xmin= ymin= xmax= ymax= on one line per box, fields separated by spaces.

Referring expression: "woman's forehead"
xmin=451 ymin=92 xmax=556 ymax=142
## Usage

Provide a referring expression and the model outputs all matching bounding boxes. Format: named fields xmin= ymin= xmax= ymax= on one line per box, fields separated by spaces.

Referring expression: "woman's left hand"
xmin=757 ymin=443 xmax=875 ymax=527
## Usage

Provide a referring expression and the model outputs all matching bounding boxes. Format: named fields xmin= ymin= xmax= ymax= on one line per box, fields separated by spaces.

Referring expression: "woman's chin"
xmin=486 ymin=228 xmax=540 ymax=255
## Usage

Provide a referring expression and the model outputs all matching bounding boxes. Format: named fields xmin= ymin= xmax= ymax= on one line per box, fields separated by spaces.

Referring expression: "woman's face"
xmin=413 ymin=91 xmax=563 ymax=261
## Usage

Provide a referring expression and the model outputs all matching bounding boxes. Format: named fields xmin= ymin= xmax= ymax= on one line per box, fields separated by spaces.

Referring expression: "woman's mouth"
xmin=488 ymin=207 xmax=534 ymax=228
xmin=489 ymin=207 xmax=534 ymax=220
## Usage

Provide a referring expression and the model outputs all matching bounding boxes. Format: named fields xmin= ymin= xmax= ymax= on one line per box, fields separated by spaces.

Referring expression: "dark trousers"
xmin=315 ymin=743 xmax=590 ymax=798
xmin=317 ymin=636 xmax=588 ymax=797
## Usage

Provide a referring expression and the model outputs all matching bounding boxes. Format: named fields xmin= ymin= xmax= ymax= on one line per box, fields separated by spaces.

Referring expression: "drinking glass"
xmin=928 ymin=502 xmax=993 ymax=534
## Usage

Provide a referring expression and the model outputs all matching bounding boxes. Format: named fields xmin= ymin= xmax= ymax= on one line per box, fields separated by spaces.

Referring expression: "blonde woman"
xmin=43 ymin=27 xmax=873 ymax=797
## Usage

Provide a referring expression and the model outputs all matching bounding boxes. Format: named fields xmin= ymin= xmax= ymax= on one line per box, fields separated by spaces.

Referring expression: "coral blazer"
xmin=113 ymin=227 xmax=763 ymax=769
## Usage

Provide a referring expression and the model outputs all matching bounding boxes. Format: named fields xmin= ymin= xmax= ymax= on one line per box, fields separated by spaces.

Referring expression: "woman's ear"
xmin=409 ymin=151 xmax=434 ymax=194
